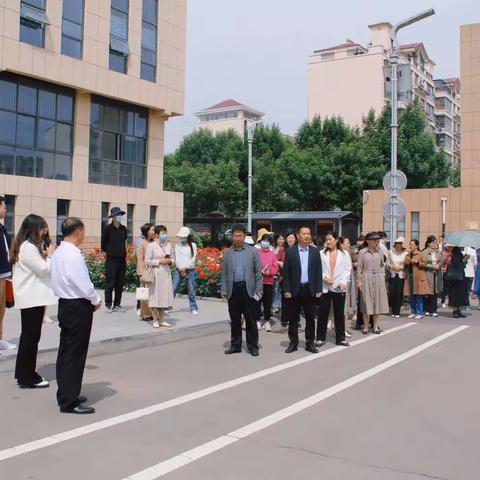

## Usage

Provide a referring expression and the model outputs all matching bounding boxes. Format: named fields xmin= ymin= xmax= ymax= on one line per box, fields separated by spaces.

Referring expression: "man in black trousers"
xmin=283 ymin=226 xmax=322 ymax=354
xmin=51 ymin=218 xmax=101 ymax=414
xmin=221 ymin=225 xmax=263 ymax=357
xmin=101 ymin=207 xmax=128 ymax=313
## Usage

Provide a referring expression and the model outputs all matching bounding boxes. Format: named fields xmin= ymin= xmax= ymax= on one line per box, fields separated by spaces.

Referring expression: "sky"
xmin=164 ymin=0 xmax=478 ymax=153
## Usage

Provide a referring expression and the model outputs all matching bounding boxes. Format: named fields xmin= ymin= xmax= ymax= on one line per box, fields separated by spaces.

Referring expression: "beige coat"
xmin=145 ymin=241 xmax=174 ymax=309
xmin=404 ymin=251 xmax=429 ymax=296
xmin=135 ymin=239 xmax=152 ymax=318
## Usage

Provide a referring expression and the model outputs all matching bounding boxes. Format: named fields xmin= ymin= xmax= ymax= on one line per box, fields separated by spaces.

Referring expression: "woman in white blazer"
xmin=12 ymin=214 xmax=57 ymax=388
xmin=316 ymin=232 xmax=352 ymax=347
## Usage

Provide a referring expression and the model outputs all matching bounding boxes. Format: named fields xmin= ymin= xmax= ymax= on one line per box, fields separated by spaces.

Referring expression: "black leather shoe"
xmin=305 ymin=343 xmax=319 ymax=354
xmin=61 ymin=405 xmax=95 ymax=415
xmin=285 ymin=343 xmax=298 ymax=353
xmin=224 ymin=347 xmax=241 ymax=355
xmin=78 ymin=396 xmax=87 ymax=403
xmin=336 ymin=341 xmax=350 ymax=347
xmin=457 ymin=311 xmax=466 ymax=318
xmin=249 ymin=348 xmax=259 ymax=357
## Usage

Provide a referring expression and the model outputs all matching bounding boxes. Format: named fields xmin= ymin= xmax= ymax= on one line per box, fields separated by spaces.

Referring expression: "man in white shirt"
xmin=463 ymin=246 xmax=477 ymax=310
xmin=51 ymin=217 xmax=101 ymax=414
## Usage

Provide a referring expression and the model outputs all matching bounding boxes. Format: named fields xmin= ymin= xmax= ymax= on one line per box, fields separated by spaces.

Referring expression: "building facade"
xmin=363 ymin=23 xmax=480 ymax=244
xmin=195 ymin=99 xmax=264 ymax=136
xmin=308 ymin=23 xmax=460 ymax=165
xmin=0 ymin=0 xmax=186 ymax=246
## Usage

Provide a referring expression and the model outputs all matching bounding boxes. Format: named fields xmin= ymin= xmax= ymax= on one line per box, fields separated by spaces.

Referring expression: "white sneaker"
xmin=257 ymin=321 xmax=262 ymax=330
xmin=395 ymin=315 xmax=400 ymax=318
xmin=106 ymin=306 xmax=114 ymax=313
xmin=425 ymin=312 xmax=430 ymax=316
xmin=264 ymin=321 xmax=272 ymax=332
xmin=0 ymin=340 xmax=17 ymax=350
xmin=33 ymin=379 xmax=49 ymax=388
xmin=345 ymin=330 xmax=352 ymax=338
xmin=441 ymin=303 xmax=447 ymax=309
xmin=408 ymin=314 xmax=416 ymax=319
xmin=432 ymin=313 xmax=438 ymax=317
xmin=191 ymin=310 xmax=199 ymax=316
xmin=153 ymin=319 xmax=160 ymax=328
xmin=414 ymin=315 xmax=423 ymax=319
xmin=136 ymin=309 xmax=141 ymax=316
xmin=114 ymin=306 xmax=126 ymax=313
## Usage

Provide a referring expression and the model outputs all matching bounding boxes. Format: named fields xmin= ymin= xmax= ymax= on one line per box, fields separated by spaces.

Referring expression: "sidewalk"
xmin=0 ymin=291 xmax=230 ymax=359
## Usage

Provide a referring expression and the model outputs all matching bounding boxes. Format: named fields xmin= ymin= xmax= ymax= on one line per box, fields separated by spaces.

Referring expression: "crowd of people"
xmin=221 ymin=225 xmax=479 ymax=356
xmin=0 ymin=195 xmax=478 ymax=411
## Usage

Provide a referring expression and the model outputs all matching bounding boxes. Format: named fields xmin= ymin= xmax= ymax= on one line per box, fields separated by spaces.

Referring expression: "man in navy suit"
xmin=283 ymin=226 xmax=322 ymax=354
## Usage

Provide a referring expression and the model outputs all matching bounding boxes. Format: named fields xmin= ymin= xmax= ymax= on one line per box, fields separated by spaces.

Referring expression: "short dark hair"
xmin=378 ymin=231 xmax=387 ymax=239
xmin=411 ymin=239 xmax=420 ymax=248
xmin=297 ymin=226 xmax=311 ymax=234
xmin=62 ymin=217 xmax=84 ymax=237
xmin=261 ymin=234 xmax=272 ymax=243
xmin=155 ymin=225 xmax=167 ymax=235
xmin=232 ymin=224 xmax=246 ymax=235
xmin=141 ymin=222 xmax=153 ymax=238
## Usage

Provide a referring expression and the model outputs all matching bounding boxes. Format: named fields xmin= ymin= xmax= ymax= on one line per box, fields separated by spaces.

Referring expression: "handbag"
xmin=135 ymin=287 xmax=149 ymax=301
xmin=5 ymin=279 xmax=14 ymax=308
xmin=141 ymin=265 xmax=155 ymax=284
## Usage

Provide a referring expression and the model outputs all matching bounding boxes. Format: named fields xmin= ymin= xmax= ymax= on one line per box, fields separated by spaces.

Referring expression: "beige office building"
xmin=0 ymin=0 xmax=186 ymax=246
xmin=195 ymin=99 xmax=264 ymax=136
xmin=363 ymin=23 xmax=480 ymax=244
xmin=309 ymin=23 xmax=461 ymax=165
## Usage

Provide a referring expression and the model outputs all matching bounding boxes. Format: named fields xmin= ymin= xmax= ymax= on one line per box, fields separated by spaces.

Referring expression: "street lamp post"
xmin=388 ymin=9 xmax=435 ymax=243
xmin=246 ymin=121 xmax=257 ymax=233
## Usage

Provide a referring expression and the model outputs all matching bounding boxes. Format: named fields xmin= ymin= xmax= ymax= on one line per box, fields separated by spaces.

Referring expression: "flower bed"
xmin=85 ymin=246 xmax=223 ymax=298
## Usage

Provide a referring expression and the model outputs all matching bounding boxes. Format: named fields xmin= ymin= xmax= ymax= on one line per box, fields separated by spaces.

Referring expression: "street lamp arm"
xmin=390 ymin=8 xmax=435 ymax=51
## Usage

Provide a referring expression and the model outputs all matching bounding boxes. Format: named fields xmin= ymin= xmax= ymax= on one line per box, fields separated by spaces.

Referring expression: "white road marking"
xmin=122 ymin=325 xmax=469 ymax=480
xmin=0 ymin=322 xmax=415 ymax=462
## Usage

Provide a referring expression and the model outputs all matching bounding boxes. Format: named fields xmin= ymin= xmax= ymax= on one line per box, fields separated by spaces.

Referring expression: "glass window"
xmin=15 ymin=149 xmax=35 ymax=177
xmin=37 ymin=119 xmax=56 ymax=150
xmin=56 ymin=199 xmax=70 ymax=243
xmin=18 ymin=85 xmax=37 ymax=115
xmin=141 ymin=64 xmax=155 ymax=83
xmin=141 ymin=0 xmax=157 ymax=82
xmin=38 ymin=90 xmax=57 ymax=119
xmin=24 ymin=0 xmax=45 ymax=8
xmin=112 ymin=0 xmax=129 ymax=12
xmin=142 ymin=23 xmax=156 ymax=50
xmin=0 ymin=80 xmax=17 ymax=111
xmin=16 ymin=115 xmax=35 ymax=147
xmin=62 ymin=0 xmax=84 ymax=59
xmin=109 ymin=50 xmax=127 ymax=74
xmin=127 ymin=204 xmax=134 ymax=244
xmin=411 ymin=212 xmax=420 ymax=241
xmin=143 ymin=0 xmax=157 ymax=21
xmin=101 ymin=202 xmax=110 ymax=232
xmin=111 ymin=9 xmax=128 ymax=40
xmin=0 ymin=111 xmax=17 ymax=144
xmin=4 ymin=195 xmax=15 ymax=237
xmin=62 ymin=19 xmax=82 ymax=40
xmin=149 ymin=205 xmax=157 ymax=225
xmin=62 ymin=0 xmax=83 ymax=23
xmin=89 ymin=96 xmax=148 ymax=188
xmin=0 ymin=145 xmax=15 ymax=175
xmin=20 ymin=18 xmax=44 ymax=48
xmin=0 ymin=73 xmax=74 ymax=181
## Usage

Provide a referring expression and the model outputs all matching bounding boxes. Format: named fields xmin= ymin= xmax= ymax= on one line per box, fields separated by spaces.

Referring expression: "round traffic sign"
xmin=383 ymin=170 xmax=407 ymax=195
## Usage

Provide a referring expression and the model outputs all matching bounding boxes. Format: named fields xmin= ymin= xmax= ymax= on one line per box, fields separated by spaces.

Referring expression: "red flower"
xmin=94 ymin=246 xmax=100 ymax=253
xmin=199 ymin=272 xmax=207 ymax=280
xmin=209 ymin=279 xmax=216 ymax=284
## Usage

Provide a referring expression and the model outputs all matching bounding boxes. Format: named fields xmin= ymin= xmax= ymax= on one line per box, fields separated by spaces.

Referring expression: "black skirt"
xmin=448 ymin=280 xmax=468 ymax=307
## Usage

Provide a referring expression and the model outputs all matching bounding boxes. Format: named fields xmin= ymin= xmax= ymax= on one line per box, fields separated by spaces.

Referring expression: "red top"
xmin=259 ymin=249 xmax=279 ymax=285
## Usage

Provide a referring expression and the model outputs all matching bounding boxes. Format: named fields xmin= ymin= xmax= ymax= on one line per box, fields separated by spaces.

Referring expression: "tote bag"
xmin=135 ymin=287 xmax=149 ymax=301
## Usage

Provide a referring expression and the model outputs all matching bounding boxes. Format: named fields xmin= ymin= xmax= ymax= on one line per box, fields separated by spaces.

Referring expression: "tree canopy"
xmin=164 ymin=102 xmax=453 ymax=218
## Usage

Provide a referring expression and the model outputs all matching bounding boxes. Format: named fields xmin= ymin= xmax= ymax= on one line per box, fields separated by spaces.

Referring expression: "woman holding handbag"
xmin=136 ymin=223 xmax=155 ymax=321
xmin=145 ymin=225 xmax=174 ymax=328
xmin=12 ymin=214 xmax=57 ymax=388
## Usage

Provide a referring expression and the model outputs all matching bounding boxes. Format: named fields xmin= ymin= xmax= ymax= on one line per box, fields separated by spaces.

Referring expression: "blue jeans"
xmin=272 ymin=282 xmax=282 ymax=310
xmin=173 ymin=269 xmax=198 ymax=312
xmin=409 ymin=294 xmax=424 ymax=315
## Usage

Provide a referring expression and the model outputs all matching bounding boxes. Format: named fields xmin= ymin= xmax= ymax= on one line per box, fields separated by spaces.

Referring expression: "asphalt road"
xmin=0 ymin=312 xmax=478 ymax=480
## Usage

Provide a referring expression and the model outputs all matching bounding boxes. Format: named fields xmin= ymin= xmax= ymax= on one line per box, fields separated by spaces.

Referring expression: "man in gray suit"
xmin=221 ymin=225 xmax=263 ymax=356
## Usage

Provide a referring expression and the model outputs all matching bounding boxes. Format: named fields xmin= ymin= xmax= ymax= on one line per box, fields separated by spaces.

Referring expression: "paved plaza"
xmin=0 ymin=296 xmax=479 ymax=479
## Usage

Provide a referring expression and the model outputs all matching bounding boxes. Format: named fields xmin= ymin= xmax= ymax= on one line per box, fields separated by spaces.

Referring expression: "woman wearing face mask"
xmin=11 ymin=215 xmax=57 ymax=388
xmin=272 ymin=234 xmax=286 ymax=315
xmin=136 ymin=223 xmax=155 ymax=321
xmin=316 ymin=232 xmax=351 ymax=347
xmin=145 ymin=225 xmax=174 ymax=328
xmin=258 ymin=234 xmax=278 ymax=332
xmin=173 ymin=227 xmax=198 ymax=315
xmin=423 ymin=235 xmax=443 ymax=317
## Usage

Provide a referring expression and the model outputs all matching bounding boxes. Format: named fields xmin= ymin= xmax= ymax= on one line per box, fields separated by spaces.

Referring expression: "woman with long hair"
xmin=404 ymin=239 xmax=429 ymax=319
xmin=356 ymin=232 xmax=389 ymax=334
xmin=257 ymin=234 xmax=278 ymax=331
xmin=423 ymin=235 xmax=443 ymax=317
xmin=387 ymin=237 xmax=408 ymax=318
xmin=340 ymin=236 xmax=355 ymax=337
xmin=447 ymin=246 xmax=468 ymax=318
xmin=272 ymin=234 xmax=286 ymax=314
xmin=136 ymin=223 xmax=155 ymax=321
xmin=145 ymin=225 xmax=174 ymax=328
xmin=316 ymin=232 xmax=351 ymax=347
xmin=173 ymin=227 xmax=199 ymax=315
xmin=12 ymin=214 xmax=56 ymax=388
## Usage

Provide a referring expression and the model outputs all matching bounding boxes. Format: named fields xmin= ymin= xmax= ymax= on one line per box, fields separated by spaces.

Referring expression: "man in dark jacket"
xmin=101 ymin=207 xmax=128 ymax=313
xmin=283 ymin=226 xmax=322 ymax=354
xmin=0 ymin=196 xmax=16 ymax=353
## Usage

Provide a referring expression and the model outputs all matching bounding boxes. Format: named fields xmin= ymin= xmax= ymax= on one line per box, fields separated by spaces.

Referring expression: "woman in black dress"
xmin=447 ymin=247 xmax=468 ymax=318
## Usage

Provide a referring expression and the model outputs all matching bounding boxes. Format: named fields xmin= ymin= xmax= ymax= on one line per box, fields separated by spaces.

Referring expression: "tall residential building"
xmin=0 ymin=0 xmax=186 ymax=245
xmin=308 ymin=22 xmax=460 ymax=163
xmin=435 ymin=78 xmax=461 ymax=165
xmin=362 ymin=23 xmax=479 ymax=244
xmin=195 ymin=99 xmax=264 ymax=136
